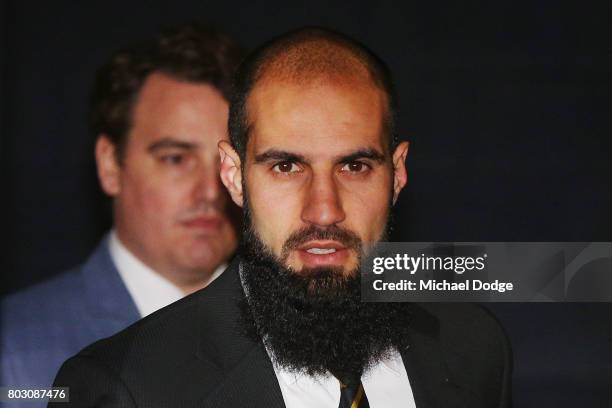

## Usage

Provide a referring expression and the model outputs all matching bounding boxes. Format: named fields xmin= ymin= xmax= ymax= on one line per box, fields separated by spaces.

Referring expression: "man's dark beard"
xmin=238 ymin=193 xmax=412 ymax=380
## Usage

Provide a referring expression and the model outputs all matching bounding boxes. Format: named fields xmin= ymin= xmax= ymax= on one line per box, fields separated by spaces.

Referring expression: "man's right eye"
xmin=272 ymin=161 xmax=301 ymax=173
xmin=160 ymin=154 xmax=184 ymax=165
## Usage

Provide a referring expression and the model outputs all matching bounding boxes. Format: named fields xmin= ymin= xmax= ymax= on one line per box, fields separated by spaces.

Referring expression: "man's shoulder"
xmin=407 ymin=303 xmax=512 ymax=407
xmin=1 ymin=237 xmax=140 ymax=380
xmin=1 ymin=237 xmax=115 ymax=324
xmin=68 ymin=262 xmax=240 ymax=371
xmin=77 ymin=285 xmax=206 ymax=363
xmin=1 ymin=267 xmax=93 ymax=388
xmin=1 ymin=267 xmax=85 ymax=326
xmin=416 ymin=302 xmax=510 ymax=351
xmin=52 ymin=269 xmax=242 ymax=407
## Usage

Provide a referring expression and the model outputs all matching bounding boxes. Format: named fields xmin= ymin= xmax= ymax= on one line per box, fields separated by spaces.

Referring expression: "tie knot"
xmin=339 ymin=377 xmax=360 ymax=389
xmin=329 ymin=368 xmax=362 ymax=388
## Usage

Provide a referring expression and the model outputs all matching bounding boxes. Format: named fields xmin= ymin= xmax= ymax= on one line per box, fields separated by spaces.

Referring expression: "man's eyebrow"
xmin=254 ymin=149 xmax=307 ymax=164
xmin=147 ymin=138 xmax=197 ymax=152
xmin=336 ymin=148 xmax=386 ymax=164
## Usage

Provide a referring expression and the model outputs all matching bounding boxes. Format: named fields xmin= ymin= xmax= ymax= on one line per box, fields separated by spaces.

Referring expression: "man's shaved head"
xmin=229 ymin=27 xmax=398 ymax=161
xmin=254 ymin=32 xmax=375 ymax=85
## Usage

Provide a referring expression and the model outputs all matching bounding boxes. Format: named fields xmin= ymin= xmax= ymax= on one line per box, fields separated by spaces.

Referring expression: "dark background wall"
xmin=2 ymin=1 xmax=611 ymax=406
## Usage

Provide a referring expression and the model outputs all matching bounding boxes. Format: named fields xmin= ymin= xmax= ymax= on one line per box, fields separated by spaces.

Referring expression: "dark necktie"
xmin=334 ymin=374 xmax=370 ymax=408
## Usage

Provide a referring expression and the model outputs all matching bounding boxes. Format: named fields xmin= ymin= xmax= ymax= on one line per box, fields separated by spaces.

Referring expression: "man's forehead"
xmin=245 ymin=79 xmax=389 ymax=157
xmin=248 ymin=75 xmax=385 ymax=112
xmin=127 ymin=73 xmax=230 ymax=147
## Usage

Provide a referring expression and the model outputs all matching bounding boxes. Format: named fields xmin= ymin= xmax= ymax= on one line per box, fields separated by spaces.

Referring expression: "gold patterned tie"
xmin=336 ymin=376 xmax=370 ymax=408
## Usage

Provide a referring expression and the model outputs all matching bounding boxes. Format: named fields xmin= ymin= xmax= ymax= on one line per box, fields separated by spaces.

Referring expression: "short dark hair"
xmin=90 ymin=23 xmax=243 ymax=159
xmin=228 ymin=27 xmax=398 ymax=163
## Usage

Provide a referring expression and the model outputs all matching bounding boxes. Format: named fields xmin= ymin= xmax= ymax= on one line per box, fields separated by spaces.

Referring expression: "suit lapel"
xmin=199 ymin=343 xmax=285 ymax=408
xmin=193 ymin=259 xmax=286 ymax=408
xmin=80 ymin=235 xmax=141 ymax=335
xmin=400 ymin=304 xmax=474 ymax=408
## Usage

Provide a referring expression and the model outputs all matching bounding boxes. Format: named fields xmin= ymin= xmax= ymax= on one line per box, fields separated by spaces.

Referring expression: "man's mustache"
xmin=280 ymin=225 xmax=362 ymax=261
xmin=176 ymin=202 xmax=226 ymax=223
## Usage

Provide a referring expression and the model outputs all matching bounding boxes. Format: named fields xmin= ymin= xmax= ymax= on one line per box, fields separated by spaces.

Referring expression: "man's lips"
xmin=295 ymin=241 xmax=351 ymax=266
xmin=181 ymin=216 xmax=223 ymax=231
xmin=298 ymin=240 xmax=345 ymax=251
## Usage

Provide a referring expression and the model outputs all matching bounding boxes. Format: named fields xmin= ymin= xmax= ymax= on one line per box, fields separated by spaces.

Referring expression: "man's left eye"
xmin=341 ymin=162 xmax=369 ymax=173
xmin=161 ymin=154 xmax=184 ymax=165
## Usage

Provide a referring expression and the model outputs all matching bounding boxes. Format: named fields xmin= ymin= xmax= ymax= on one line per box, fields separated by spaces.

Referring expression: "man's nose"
xmin=301 ymin=173 xmax=345 ymax=227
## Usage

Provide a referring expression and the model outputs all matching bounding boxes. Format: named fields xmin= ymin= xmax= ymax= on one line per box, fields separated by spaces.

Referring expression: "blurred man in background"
xmin=1 ymin=23 xmax=243 ymax=393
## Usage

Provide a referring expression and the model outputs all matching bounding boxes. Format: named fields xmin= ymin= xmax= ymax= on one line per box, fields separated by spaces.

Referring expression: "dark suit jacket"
xmin=1 ymin=236 xmax=140 ymax=395
xmin=51 ymin=257 xmax=512 ymax=408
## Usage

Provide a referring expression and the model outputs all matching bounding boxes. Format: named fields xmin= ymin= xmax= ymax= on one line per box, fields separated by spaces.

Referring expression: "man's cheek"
xmin=136 ymin=188 xmax=175 ymax=227
xmin=350 ymin=190 xmax=388 ymax=233
xmin=255 ymin=216 xmax=284 ymax=254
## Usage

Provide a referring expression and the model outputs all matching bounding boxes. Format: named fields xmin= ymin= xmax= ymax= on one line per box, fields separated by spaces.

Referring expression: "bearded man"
xmin=51 ymin=27 xmax=512 ymax=408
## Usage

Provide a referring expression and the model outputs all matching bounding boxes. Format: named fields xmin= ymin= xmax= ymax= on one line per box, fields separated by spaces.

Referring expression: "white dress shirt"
xmin=269 ymin=348 xmax=417 ymax=408
xmin=109 ymin=230 xmax=226 ymax=317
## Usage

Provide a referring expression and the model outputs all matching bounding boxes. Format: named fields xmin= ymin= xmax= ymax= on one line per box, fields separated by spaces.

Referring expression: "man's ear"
xmin=218 ymin=140 xmax=244 ymax=207
xmin=95 ymin=135 xmax=121 ymax=196
xmin=391 ymin=141 xmax=409 ymax=205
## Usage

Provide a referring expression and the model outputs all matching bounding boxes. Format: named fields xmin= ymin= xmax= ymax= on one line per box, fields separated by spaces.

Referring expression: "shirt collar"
xmin=269 ymin=348 xmax=404 ymax=387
